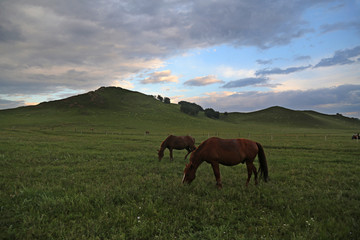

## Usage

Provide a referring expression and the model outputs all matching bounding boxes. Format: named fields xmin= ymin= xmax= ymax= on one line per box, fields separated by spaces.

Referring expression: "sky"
xmin=0 ymin=0 xmax=360 ymax=118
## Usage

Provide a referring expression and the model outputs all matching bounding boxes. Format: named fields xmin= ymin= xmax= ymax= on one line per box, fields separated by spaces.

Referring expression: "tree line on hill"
xmin=155 ymin=95 xmax=220 ymax=119
xmin=155 ymin=95 xmax=171 ymax=104
xmin=178 ymin=101 xmax=220 ymax=119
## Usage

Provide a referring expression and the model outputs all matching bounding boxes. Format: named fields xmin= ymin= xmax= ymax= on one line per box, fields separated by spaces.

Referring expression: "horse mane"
xmin=195 ymin=138 xmax=208 ymax=151
xmin=160 ymin=135 xmax=173 ymax=149
xmin=189 ymin=139 xmax=207 ymax=162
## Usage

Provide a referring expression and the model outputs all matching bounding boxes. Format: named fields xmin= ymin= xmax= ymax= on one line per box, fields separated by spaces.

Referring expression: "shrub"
xmin=179 ymin=101 xmax=203 ymax=116
xmin=164 ymin=97 xmax=170 ymax=104
xmin=205 ymin=108 xmax=220 ymax=119
xmin=157 ymin=95 xmax=164 ymax=102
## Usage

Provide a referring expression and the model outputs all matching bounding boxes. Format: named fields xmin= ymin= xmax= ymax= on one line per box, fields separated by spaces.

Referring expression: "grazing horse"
xmin=158 ymin=135 xmax=196 ymax=161
xmin=352 ymin=133 xmax=359 ymax=140
xmin=182 ymin=137 xmax=269 ymax=188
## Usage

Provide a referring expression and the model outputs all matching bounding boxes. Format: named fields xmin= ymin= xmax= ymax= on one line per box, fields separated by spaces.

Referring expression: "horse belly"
xmin=221 ymin=154 xmax=244 ymax=166
xmin=173 ymin=138 xmax=192 ymax=150
xmin=173 ymin=144 xmax=187 ymax=150
xmin=211 ymin=149 xmax=244 ymax=166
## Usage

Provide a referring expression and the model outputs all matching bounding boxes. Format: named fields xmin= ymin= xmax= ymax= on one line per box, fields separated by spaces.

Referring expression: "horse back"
xmin=198 ymin=137 xmax=258 ymax=165
xmin=185 ymin=135 xmax=195 ymax=145
xmin=167 ymin=135 xmax=195 ymax=149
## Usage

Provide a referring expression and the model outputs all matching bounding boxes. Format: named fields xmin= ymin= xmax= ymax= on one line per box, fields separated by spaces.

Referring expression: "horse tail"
xmin=256 ymin=142 xmax=269 ymax=182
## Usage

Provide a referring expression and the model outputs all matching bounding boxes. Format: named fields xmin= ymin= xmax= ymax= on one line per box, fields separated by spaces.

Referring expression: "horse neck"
xmin=190 ymin=139 xmax=210 ymax=168
xmin=159 ymin=138 xmax=169 ymax=152
xmin=189 ymin=151 xmax=203 ymax=170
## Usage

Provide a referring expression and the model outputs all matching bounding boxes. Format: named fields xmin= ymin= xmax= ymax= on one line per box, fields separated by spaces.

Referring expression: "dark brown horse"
xmin=158 ymin=135 xmax=196 ymax=161
xmin=182 ymin=137 xmax=268 ymax=188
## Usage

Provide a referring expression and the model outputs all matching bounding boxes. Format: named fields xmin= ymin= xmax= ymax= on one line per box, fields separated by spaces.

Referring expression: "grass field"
xmin=1 ymin=127 xmax=359 ymax=239
xmin=1 ymin=87 xmax=360 ymax=239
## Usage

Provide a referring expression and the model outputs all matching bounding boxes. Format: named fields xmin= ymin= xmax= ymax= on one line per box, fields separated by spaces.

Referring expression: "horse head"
xmin=182 ymin=162 xmax=196 ymax=184
xmin=157 ymin=149 xmax=164 ymax=161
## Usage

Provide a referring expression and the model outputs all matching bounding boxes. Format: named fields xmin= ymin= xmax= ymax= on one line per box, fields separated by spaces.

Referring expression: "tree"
xmin=157 ymin=95 xmax=164 ymax=102
xmin=179 ymin=101 xmax=203 ymax=111
xmin=164 ymin=97 xmax=170 ymax=104
xmin=179 ymin=101 xmax=203 ymax=116
xmin=205 ymin=108 xmax=220 ymax=119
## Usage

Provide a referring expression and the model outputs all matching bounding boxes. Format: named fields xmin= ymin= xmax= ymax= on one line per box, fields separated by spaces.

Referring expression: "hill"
xmin=0 ymin=87 xmax=219 ymax=133
xmin=0 ymin=87 xmax=359 ymax=133
xmin=223 ymin=106 xmax=360 ymax=129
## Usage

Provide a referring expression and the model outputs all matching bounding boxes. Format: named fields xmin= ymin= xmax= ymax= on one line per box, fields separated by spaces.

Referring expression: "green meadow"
xmin=1 ymin=87 xmax=360 ymax=239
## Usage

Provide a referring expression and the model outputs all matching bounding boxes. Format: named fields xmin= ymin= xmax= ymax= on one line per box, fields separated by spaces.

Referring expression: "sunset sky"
xmin=1 ymin=0 xmax=359 ymax=117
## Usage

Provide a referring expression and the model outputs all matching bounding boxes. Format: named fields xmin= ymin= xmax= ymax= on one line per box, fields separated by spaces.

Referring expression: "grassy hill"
xmin=0 ymin=86 xmax=359 ymax=134
xmin=223 ymin=106 xmax=360 ymax=130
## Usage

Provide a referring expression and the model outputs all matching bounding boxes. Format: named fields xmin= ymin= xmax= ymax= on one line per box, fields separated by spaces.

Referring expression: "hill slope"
xmin=0 ymin=87 xmax=359 ymax=133
xmin=223 ymin=106 xmax=360 ymax=129
xmin=0 ymin=87 xmax=220 ymax=133
xmin=224 ymin=106 xmax=360 ymax=128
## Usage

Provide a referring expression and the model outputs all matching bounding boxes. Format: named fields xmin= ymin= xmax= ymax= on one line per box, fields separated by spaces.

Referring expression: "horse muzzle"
xmin=182 ymin=174 xmax=186 ymax=184
xmin=182 ymin=174 xmax=193 ymax=184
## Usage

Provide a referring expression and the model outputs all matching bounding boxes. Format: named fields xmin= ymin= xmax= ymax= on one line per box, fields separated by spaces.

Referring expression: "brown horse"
xmin=158 ymin=135 xmax=196 ymax=161
xmin=182 ymin=137 xmax=268 ymax=188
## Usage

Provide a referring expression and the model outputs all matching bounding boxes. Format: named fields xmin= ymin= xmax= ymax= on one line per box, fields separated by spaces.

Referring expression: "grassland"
xmin=1 ymin=87 xmax=360 ymax=239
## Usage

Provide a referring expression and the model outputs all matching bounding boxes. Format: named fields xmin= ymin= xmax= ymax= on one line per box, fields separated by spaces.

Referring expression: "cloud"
xmin=0 ymin=0 xmax=327 ymax=94
xmin=141 ymin=70 xmax=179 ymax=84
xmin=294 ymin=55 xmax=311 ymax=61
xmin=320 ymin=21 xmax=360 ymax=34
xmin=253 ymin=46 xmax=359 ymax=77
xmin=256 ymin=65 xmax=312 ymax=76
xmin=184 ymin=75 xmax=223 ymax=86
xmin=112 ymin=80 xmax=134 ymax=89
xmin=187 ymin=1 xmax=316 ymax=49
xmin=217 ymin=66 xmax=255 ymax=79
xmin=256 ymin=59 xmax=275 ymax=65
xmin=0 ymin=24 xmax=24 ymax=42
xmin=190 ymin=84 xmax=360 ymax=118
xmin=0 ymin=98 xmax=25 ymax=110
xmin=314 ymin=45 xmax=360 ymax=68
xmin=222 ymin=77 xmax=269 ymax=88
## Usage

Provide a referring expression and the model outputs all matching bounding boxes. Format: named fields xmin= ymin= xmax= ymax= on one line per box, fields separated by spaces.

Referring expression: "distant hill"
xmin=0 ymin=87 xmax=359 ymax=132
xmin=35 ymin=86 xmax=157 ymax=111
xmin=223 ymin=106 xmax=360 ymax=129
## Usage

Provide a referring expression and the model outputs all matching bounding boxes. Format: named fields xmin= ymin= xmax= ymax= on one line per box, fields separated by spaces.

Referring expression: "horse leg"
xmin=252 ymin=163 xmax=258 ymax=185
xmin=211 ymin=162 xmax=222 ymax=189
xmin=169 ymin=148 xmax=173 ymax=161
xmin=246 ymin=160 xmax=258 ymax=186
xmin=245 ymin=161 xmax=253 ymax=187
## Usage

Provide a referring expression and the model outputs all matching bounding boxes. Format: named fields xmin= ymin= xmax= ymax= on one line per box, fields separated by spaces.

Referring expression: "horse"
xmin=182 ymin=137 xmax=268 ymax=188
xmin=158 ymin=135 xmax=196 ymax=161
xmin=352 ymin=134 xmax=359 ymax=140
